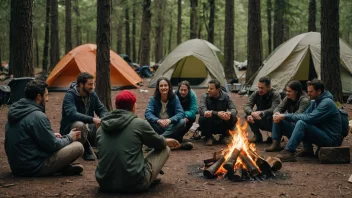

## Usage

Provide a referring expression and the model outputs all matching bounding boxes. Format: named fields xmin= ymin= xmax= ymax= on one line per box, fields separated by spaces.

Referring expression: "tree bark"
xmin=132 ymin=0 xmax=137 ymax=61
xmin=34 ymin=27 xmax=39 ymax=68
xmin=246 ymin=0 xmax=262 ymax=84
xmin=116 ymin=5 xmax=123 ymax=54
xmin=9 ymin=0 xmax=34 ymax=77
xmin=139 ymin=0 xmax=151 ymax=66
xmin=73 ymin=0 xmax=81 ymax=46
xmin=207 ymin=0 xmax=215 ymax=43
xmin=154 ymin=0 xmax=164 ymax=63
xmin=50 ymin=0 xmax=59 ymax=71
xmin=273 ymin=0 xmax=285 ymax=49
xmin=308 ymin=0 xmax=316 ymax=32
xmin=96 ymin=0 xmax=112 ymax=111
xmin=168 ymin=19 xmax=173 ymax=53
xmin=65 ymin=0 xmax=72 ymax=53
xmin=224 ymin=0 xmax=236 ymax=80
xmin=42 ymin=0 xmax=50 ymax=74
xmin=125 ymin=3 xmax=131 ymax=56
xmin=177 ymin=0 xmax=182 ymax=44
xmin=321 ymin=0 xmax=342 ymax=102
xmin=190 ymin=0 xmax=198 ymax=39
xmin=267 ymin=0 xmax=272 ymax=54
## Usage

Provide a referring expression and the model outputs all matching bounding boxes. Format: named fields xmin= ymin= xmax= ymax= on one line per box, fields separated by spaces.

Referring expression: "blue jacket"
xmin=285 ymin=91 xmax=343 ymax=145
xmin=145 ymin=95 xmax=184 ymax=124
xmin=176 ymin=90 xmax=198 ymax=121
xmin=60 ymin=84 xmax=108 ymax=135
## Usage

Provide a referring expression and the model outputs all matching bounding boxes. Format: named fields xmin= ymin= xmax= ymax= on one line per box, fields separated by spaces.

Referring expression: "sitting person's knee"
xmin=296 ymin=120 xmax=307 ymax=126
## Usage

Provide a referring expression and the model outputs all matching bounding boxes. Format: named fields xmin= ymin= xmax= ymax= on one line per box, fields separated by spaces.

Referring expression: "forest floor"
xmin=0 ymin=78 xmax=352 ymax=198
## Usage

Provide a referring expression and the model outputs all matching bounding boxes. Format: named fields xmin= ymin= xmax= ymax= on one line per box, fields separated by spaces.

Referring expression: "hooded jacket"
xmin=285 ymin=91 xmax=343 ymax=145
xmin=244 ymin=88 xmax=281 ymax=118
xmin=145 ymin=95 xmax=184 ymax=124
xmin=5 ymin=98 xmax=73 ymax=176
xmin=95 ymin=109 xmax=166 ymax=193
xmin=60 ymin=83 xmax=108 ymax=135
xmin=274 ymin=94 xmax=311 ymax=114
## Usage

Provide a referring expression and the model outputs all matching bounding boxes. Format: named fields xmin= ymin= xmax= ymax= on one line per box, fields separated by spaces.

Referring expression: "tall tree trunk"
xmin=168 ymin=20 xmax=173 ymax=53
xmin=73 ymin=0 xmax=81 ymax=46
xmin=308 ymin=0 xmax=316 ymax=32
xmin=246 ymin=0 xmax=262 ymax=84
xmin=273 ymin=0 xmax=285 ymax=49
xmin=96 ymin=0 xmax=112 ymax=111
xmin=154 ymin=0 xmax=164 ymax=63
xmin=139 ymin=0 xmax=151 ymax=66
xmin=132 ymin=0 xmax=137 ymax=61
xmin=50 ymin=0 xmax=59 ymax=71
xmin=267 ymin=0 xmax=272 ymax=54
xmin=207 ymin=0 xmax=215 ymax=43
xmin=190 ymin=0 xmax=198 ymax=39
xmin=42 ymin=0 xmax=50 ymax=74
xmin=321 ymin=0 xmax=342 ymax=102
xmin=224 ymin=0 xmax=236 ymax=79
xmin=34 ymin=28 xmax=39 ymax=68
xmin=177 ymin=0 xmax=182 ymax=44
xmin=116 ymin=14 xmax=123 ymax=53
xmin=125 ymin=4 xmax=131 ymax=55
xmin=9 ymin=0 xmax=34 ymax=77
xmin=65 ymin=0 xmax=72 ymax=53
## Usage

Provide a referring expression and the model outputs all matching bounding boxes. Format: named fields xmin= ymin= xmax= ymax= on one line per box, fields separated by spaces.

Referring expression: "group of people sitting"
xmin=4 ymin=72 xmax=345 ymax=193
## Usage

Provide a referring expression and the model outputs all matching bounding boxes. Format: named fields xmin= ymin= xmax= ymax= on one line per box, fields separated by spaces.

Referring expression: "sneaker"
xmin=248 ymin=134 xmax=263 ymax=144
xmin=264 ymin=140 xmax=283 ymax=152
xmin=296 ymin=148 xmax=315 ymax=157
xmin=61 ymin=164 xmax=84 ymax=176
xmin=220 ymin=135 xmax=232 ymax=145
xmin=205 ymin=138 xmax=213 ymax=146
xmin=179 ymin=142 xmax=193 ymax=150
xmin=277 ymin=149 xmax=296 ymax=162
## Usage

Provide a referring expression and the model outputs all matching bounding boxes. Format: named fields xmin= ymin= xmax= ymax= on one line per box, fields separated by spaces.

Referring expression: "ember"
xmin=202 ymin=121 xmax=282 ymax=182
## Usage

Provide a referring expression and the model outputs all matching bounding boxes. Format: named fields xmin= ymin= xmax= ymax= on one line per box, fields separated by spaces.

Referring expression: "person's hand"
xmin=223 ymin=112 xmax=231 ymax=121
xmin=157 ymin=119 xmax=171 ymax=128
xmin=204 ymin=111 xmax=212 ymax=118
xmin=165 ymin=138 xmax=181 ymax=149
xmin=93 ymin=118 xmax=101 ymax=128
xmin=54 ymin=133 xmax=62 ymax=138
xmin=273 ymin=113 xmax=285 ymax=123
xmin=69 ymin=128 xmax=81 ymax=141
xmin=247 ymin=115 xmax=255 ymax=124
xmin=184 ymin=118 xmax=189 ymax=123
xmin=251 ymin=111 xmax=262 ymax=120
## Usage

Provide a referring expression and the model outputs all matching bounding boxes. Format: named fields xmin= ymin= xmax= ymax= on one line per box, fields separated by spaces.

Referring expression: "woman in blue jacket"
xmin=145 ymin=77 xmax=192 ymax=150
xmin=176 ymin=81 xmax=198 ymax=136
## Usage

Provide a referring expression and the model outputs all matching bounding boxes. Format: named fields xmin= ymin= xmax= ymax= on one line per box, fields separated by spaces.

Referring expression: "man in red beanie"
xmin=95 ymin=90 xmax=180 ymax=193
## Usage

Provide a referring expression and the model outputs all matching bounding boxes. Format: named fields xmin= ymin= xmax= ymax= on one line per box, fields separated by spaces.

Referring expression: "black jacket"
xmin=244 ymin=89 xmax=281 ymax=118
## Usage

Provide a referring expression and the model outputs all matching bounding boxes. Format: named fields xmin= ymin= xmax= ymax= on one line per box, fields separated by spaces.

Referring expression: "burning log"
xmin=203 ymin=156 xmax=225 ymax=179
xmin=223 ymin=149 xmax=241 ymax=172
xmin=248 ymin=149 xmax=275 ymax=177
xmin=228 ymin=164 xmax=243 ymax=182
xmin=239 ymin=151 xmax=260 ymax=177
xmin=204 ymin=155 xmax=224 ymax=167
xmin=266 ymin=157 xmax=282 ymax=172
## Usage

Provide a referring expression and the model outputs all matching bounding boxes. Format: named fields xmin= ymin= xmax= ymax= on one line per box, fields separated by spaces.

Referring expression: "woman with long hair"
xmin=145 ymin=77 xmax=193 ymax=150
xmin=265 ymin=80 xmax=310 ymax=152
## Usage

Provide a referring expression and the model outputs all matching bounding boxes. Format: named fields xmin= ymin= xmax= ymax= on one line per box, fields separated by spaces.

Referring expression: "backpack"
xmin=339 ymin=109 xmax=349 ymax=137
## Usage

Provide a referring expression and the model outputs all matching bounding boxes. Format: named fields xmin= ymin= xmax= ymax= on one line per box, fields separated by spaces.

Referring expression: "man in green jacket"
xmin=5 ymin=80 xmax=83 ymax=177
xmin=95 ymin=90 xmax=180 ymax=193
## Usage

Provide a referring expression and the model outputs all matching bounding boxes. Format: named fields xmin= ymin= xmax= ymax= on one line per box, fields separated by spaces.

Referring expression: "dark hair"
xmin=307 ymin=79 xmax=324 ymax=92
xmin=286 ymin=80 xmax=303 ymax=98
xmin=259 ymin=76 xmax=271 ymax=86
xmin=77 ymin=72 xmax=94 ymax=86
xmin=154 ymin=77 xmax=175 ymax=101
xmin=209 ymin=79 xmax=220 ymax=89
xmin=177 ymin=80 xmax=191 ymax=92
xmin=24 ymin=80 xmax=48 ymax=100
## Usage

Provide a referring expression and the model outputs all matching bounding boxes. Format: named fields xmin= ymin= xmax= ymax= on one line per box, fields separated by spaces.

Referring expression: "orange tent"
xmin=46 ymin=44 xmax=142 ymax=90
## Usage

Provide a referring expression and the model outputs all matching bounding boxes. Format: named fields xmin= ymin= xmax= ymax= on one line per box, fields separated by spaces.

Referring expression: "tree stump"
xmin=318 ymin=147 xmax=350 ymax=164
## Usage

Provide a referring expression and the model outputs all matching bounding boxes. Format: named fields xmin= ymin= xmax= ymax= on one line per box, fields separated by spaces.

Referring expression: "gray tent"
xmin=149 ymin=39 xmax=227 ymax=88
xmin=251 ymin=32 xmax=352 ymax=95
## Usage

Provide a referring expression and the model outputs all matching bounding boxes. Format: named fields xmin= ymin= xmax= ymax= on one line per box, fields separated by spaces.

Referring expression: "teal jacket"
xmin=285 ymin=91 xmax=343 ymax=145
xmin=176 ymin=90 xmax=198 ymax=121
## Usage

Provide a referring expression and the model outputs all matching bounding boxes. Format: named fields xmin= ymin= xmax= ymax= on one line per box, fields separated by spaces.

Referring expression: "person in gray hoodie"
xmin=95 ymin=90 xmax=180 ymax=193
xmin=275 ymin=80 xmax=343 ymax=162
xmin=265 ymin=80 xmax=310 ymax=152
xmin=5 ymin=80 xmax=83 ymax=177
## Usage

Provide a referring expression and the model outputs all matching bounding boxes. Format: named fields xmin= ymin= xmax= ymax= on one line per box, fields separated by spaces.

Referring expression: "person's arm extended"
xmin=141 ymin=121 xmax=166 ymax=150
xmin=244 ymin=91 xmax=257 ymax=115
xmin=93 ymin=92 xmax=109 ymax=118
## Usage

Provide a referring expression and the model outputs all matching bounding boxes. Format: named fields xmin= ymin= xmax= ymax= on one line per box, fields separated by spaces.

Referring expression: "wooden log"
xmin=203 ymin=156 xmax=225 ymax=179
xmin=223 ymin=149 xmax=241 ymax=172
xmin=318 ymin=147 xmax=350 ymax=164
xmin=266 ymin=156 xmax=282 ymax=172
xmin=239 ymin=151 xmax=260 ymax=177
xmin=348 ymin=174 xmax=352 ymax=183
xmin=228 ymin=164 xmax=243 ymax=182
xmin=204 ymin=154 xmax=224 ymax=167
xmin=249 ymin=149 xmax=275 ymax=177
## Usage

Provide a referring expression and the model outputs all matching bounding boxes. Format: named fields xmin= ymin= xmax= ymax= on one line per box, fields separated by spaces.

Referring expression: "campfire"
xmin=202 ymin=121 xmax=282 ymax=182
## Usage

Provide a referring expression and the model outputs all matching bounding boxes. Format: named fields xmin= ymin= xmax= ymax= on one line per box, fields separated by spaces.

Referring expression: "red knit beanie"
xmin=115 ymin=90 xmax=136 ymax=110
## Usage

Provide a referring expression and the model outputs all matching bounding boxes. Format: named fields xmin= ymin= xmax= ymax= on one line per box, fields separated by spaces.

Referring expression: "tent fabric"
xmin=250 ymin=32 xmax=352 ymax=95
xmin=149 ymin=39 xmax=227 ymax=88
xmin=46 ymin=44 xmax=142 ymax=91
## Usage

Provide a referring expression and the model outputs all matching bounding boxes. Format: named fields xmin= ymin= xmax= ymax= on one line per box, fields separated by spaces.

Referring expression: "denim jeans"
xmin=149 ymin=119 xmax=186 ymax=142
xmin=271 ymin=120 xmax=295 ymax=140
xmin=285 ymin=120 xmax=334 ymax=152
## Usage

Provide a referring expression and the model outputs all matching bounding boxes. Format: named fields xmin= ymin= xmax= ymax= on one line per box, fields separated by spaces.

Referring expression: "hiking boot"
xmin=179 ymin=142 xmax=193 ymax=150
xmin=263 ymin=136 xmax=273 ymax=144
xmin=248 ymin=134 xmax=263 ymax=144
xmin=83 ymin=144 xmax=95 ymax=161
xmin=296 ymin=148 xmax=315 ymax=157
xmin=277 ymin=149 xmax=296 ymax=162
xmin=61 ymin=164 xmax=84 ymax=176
xmin=205 ymin=138 xmax=213 ymax=146
xmin=264 ymin=140 xmax=283 ymax=152
xmin=220 ymin=135 xmax=232 ymax=145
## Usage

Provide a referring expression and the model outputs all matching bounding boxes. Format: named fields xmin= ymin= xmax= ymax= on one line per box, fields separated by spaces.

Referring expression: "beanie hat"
xmin=115 ymin=90 xmax=136 ymax=110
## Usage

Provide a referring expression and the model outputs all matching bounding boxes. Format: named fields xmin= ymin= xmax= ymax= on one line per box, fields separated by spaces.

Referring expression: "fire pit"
xmin=202 ymin=122 xmax=282 ymax=182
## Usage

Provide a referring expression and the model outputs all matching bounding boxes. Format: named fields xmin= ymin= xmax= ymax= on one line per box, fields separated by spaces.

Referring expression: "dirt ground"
xmin=0 ymin=78 xmax=352 ymax=198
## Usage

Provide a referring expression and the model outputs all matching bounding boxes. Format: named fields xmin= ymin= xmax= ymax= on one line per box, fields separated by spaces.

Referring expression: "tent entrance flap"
xmin=171 ymin=56 xmax=207 ymax=85
xmin=50 ymin=60 xmax=80 ymax=88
